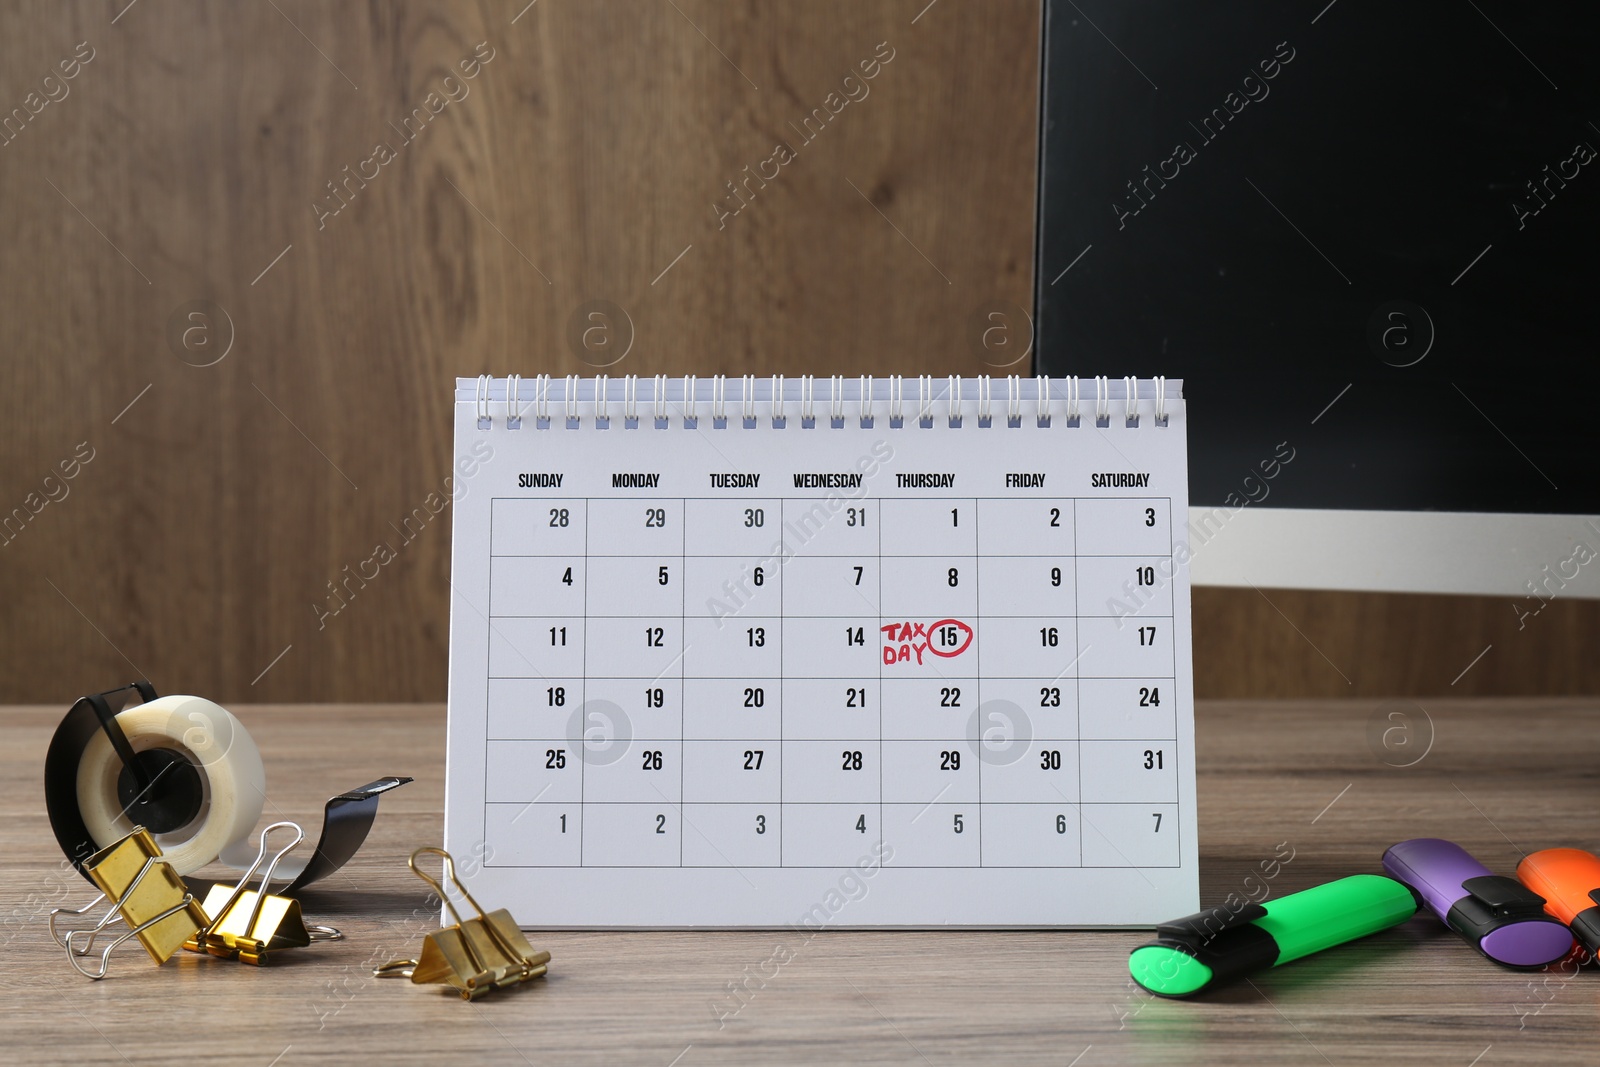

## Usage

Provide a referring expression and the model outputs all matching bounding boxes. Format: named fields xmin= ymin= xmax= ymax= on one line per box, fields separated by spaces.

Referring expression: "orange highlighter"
xmin=1516 ymin=849 xmax=1600 ymax=956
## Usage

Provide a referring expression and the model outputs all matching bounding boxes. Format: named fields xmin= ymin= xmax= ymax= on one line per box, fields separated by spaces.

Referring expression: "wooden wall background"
xmin=0 ymin=0 xmax=1593 ymax=706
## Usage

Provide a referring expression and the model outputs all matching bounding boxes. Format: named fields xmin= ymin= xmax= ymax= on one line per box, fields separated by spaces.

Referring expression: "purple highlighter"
xmin=1383 ymin=838 xmax=1574 ymax=969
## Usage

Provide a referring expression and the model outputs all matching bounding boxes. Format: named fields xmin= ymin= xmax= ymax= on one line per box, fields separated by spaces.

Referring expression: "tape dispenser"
xmin=45 ymin=680 xmax=410 ymax=894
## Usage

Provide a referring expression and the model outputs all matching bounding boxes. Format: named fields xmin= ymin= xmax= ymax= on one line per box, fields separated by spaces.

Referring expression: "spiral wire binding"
xmin=506 ymin=375 xmax=522 ymax=428
xmin=464 ymin=375 xmax=1174 ymax=431
xmin=475 ymin=374 xmax=491 ymax=428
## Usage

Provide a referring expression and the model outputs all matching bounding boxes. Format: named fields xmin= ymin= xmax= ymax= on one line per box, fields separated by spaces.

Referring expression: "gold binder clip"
xmin=373 ymin=847 xmax=550 ymax=1000
xmin=49 ymin=827 xmax=210 ymax=979
xmin=183 ymin=821 xmax=342 ymax=964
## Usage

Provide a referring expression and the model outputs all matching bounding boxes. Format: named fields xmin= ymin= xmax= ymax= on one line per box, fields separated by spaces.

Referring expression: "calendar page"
xmin=445 ymin=375 xmax=1197 ymax=927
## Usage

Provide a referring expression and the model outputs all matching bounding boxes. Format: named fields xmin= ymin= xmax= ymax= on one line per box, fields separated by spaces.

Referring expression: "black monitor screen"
xmin=1034 ymin=1 xmax=1598 ymax=513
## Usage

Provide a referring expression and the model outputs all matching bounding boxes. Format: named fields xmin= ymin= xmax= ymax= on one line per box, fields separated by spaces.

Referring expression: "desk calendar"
xmin=445 ymin=375 xmax=1197 ymax=926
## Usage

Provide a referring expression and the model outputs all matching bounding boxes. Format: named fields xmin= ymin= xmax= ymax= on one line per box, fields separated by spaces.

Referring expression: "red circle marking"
xmin=926 ymin=619 xmax=974 ymax=658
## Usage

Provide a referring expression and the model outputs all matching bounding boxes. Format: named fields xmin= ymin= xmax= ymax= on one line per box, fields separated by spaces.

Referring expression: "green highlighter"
xmin=1129 ymin=874 xmax=1420 ymax=997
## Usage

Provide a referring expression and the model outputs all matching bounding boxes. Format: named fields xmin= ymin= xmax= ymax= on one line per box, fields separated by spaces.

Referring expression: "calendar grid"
xmin=678 ymin=499 xmax=686 ymax=866
xmin=876 ymin=499 xmax=883 ymax=858
xmin=1073 ymin=510 xmax=1084 ymax=866
xmin=580 ymin=501 xmax=589 ymax=865
xmin=1166 ymin=497 xmax=1180 ymax=874
xmin=482 ymin=555 xmax=493 ymax=865
xmin=487 ymin=552 xmax=1182 ymax=559
xmin=487 ymin=675 xmax=1181 ymax=681
xmin=780 ymin=504 xmax=786 ymax=868
xmin=479 ymin=495 xmax=1181 ymax=870
xmin=480 ymin=799 xmax=1184 ymax=809
xmin=973 ymin=500 xmax=983 ymax=864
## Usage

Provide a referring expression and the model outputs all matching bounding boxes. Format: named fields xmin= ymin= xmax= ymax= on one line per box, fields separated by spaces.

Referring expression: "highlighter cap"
xmin=1127 ymin=901 xmax=1277 ymax=997
xmin=1385 ymin=838 xmax=1574 ymax=968
xmin=1518 ymin=848 xmax=1600 ymax=955
xmin=1128 ymin=944 xmax=1214 ymax=997
xmin=1382 ymin=838 xmax=1492 ymax=917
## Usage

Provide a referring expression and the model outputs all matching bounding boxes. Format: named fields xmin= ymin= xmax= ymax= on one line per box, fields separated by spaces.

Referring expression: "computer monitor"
xmin=1033 ymin=0 xmax=1600 ymax=598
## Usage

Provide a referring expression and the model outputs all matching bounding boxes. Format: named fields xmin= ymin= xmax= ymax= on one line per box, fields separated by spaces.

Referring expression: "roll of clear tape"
xmin=74 ymin=695 xmax=266 ymax=876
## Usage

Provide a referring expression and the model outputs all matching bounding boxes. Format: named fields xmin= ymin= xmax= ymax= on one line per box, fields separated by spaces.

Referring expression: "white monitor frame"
xmin=1187 ymin=508 xmax=1600 ymax=601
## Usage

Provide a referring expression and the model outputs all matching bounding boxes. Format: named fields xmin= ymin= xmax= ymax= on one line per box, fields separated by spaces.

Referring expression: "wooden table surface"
xmin=3 ymin=699 xmax=1594 ymax=1065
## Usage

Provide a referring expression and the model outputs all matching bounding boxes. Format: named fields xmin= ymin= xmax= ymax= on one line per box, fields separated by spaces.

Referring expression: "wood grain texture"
xmin=0 ymin=0 xmax=1591 ymax=707
xmin=3 ymin=698 xmax=1596 ymax=1064
xmin=1193 ymin=587 xmax=1600 ymax=698
xmin=0 ymin=0 xmax=1041 ymax=705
